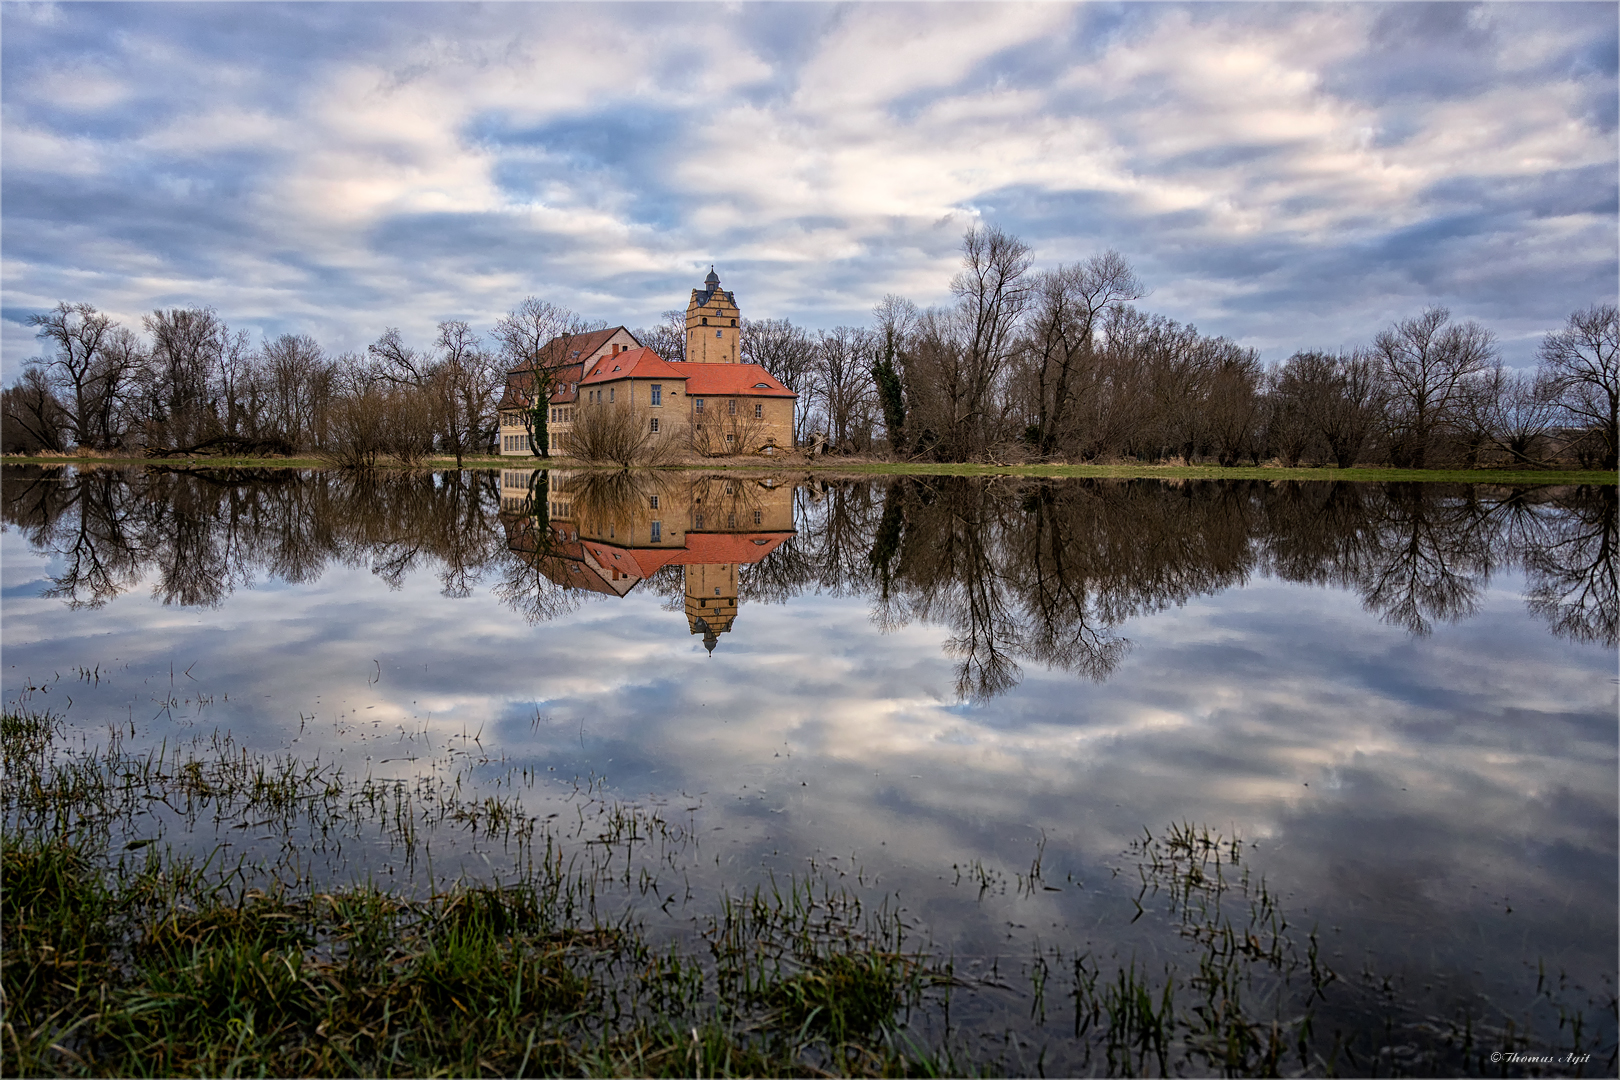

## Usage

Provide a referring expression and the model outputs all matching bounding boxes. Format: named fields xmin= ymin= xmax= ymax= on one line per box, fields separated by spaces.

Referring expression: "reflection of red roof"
xmin=580 ymin=347 xmax=685 ymax=385
xmin=682 ymin=532 xmax=793 ymax=562
xmin=682 ymin=365 xmax=794 ymax=398
xmin=580 ymin=532 xmax=794 ymax=578
xmin=500 ymin=516 xmax=628 ymax=595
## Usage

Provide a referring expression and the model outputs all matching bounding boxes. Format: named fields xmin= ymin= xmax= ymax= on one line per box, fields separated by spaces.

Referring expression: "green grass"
xmin=3 ymin=703 xmax=1613 ymax=1076
xmin=5 ymin=450 xmax=1613 ymax=485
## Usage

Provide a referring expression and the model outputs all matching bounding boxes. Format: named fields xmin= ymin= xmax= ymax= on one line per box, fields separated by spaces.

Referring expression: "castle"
xmin=496 ymin=269 xmax=796 ymax=457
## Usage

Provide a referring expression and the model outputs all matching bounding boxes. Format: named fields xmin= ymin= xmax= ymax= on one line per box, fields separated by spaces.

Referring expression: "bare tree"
xmin=432 ymin=320 xmax=500 ymax=468
xmin=635 ymin=310 xmax=687 ymax=363
xmin=2 ymin=365 xmax=69 ymax=453
xmin=320 ymin=381 xmax=434 ymax=468
xmin=26 ymin=302 xmax=130 ymax=450
xmin=367 ymin=326 xmax=435 ymax=387
xmin=1374 ymin=307 xmax=1496 ymax=467
xmin=140 ymin=308 xmax=227 ymax=453
xmin=567 ymin=397 xmax=678 ymax=466
xmin=1538 ymin=303 xmax=1619 ymax=469
xmin=1270 ymin=350 xmax=1385 ymax=467
xmin=261 ymin=334 xmax=331 ymax=451
xmin=1202 ymin=340 xmax=1264 ymax=465
xmin=491 ymin=299 xmax=601 ymax=459
xmin=1021 ymin=251 xmax=1144 ymax=458
xmin=949 ymin=224 xmax=1033 ymax=459
xmin=742 ymin=317 xmax=816 ymax=441
xmin=812 ymin=326 xmax=878 ymax=450
xmin=1486 ymin=368 xmax=1562 ymax=466
xmin=685 ymin=403 xmax=772 ymax=458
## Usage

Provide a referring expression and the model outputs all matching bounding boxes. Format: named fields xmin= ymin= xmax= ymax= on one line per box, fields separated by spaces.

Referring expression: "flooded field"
xmin=3 ymin=465 xmax=1615 ymax=1075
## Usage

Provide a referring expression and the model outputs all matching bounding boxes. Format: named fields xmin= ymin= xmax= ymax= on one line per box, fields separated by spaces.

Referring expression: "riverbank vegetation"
xmin=4 ymin=230 xmax=1614 ymax=473
xmin=4 ymin=697 xmax=1611 ymax=1077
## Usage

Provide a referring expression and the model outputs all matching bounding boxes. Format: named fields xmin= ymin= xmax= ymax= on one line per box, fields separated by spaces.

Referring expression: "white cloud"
xmin=1 ymin=2 xmax=1614 ymax=374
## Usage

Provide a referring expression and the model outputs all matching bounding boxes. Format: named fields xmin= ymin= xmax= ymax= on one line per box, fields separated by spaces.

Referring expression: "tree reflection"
xmin=3 ymin=466 xmax=1613 ymax=692
xmin=1520 ymin=485 xmax=1617 ymax=647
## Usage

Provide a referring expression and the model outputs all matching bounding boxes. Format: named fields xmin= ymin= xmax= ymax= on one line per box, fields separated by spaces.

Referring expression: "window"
xmin=650 ymin=384 xmax=662 ymax=406
xmin=754 ymin=402 xmax=763 ymax=418
xmin=649 ymin=417 xmax=659 ymax=433
xmin=753 ymin=510 xmax=762 ymax=525
xmin=694 ymin=398 xmax=704 ymax=413
xmin=726 ymin=433 xmax=735 ymax=444
xmin=728 ymin=513 xmax=736 ymax=528
xmin=702 ymin=316 xmax=708 ymax=325
xmin=650 ymin=521 xmax=661 ymax=542
xmin=728 ymin=399 xmax=736 ymax=415
xmin=715 ymin=329 xmax=722 ymax=338
xmin=649 ymin=495 xmax=659 ymax=509
xmin=731 ymin=319 xmax=737 ymax=327
xmin=694 ymin=514 xmax=704 ymax=529
xmin=609 ymin=388 xmax=614 ymax=403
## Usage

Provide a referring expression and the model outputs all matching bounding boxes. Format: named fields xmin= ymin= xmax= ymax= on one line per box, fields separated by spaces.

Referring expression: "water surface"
xmin=3 ymin=465 xmax=1615 ymax=1069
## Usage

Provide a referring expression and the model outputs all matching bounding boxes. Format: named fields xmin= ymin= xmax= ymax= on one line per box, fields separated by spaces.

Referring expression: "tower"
xmin=685 ymin=267 xmax=740 ymax=364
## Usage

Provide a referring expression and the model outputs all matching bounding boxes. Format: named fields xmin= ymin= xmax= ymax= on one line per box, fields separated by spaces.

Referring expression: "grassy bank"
xmin=3 ymin=451 xmax=1615 ymax=486
xmin=3 ymin=701 xmax=1611 ymax=1077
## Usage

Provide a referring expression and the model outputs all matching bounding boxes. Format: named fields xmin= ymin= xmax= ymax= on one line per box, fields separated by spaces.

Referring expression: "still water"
xmin=3 ymin=465 xmax=1615 ymax=1069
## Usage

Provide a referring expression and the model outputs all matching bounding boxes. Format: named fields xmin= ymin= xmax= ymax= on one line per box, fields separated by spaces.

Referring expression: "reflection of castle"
xmin=498 ymin=470 xmax=794 ymax=652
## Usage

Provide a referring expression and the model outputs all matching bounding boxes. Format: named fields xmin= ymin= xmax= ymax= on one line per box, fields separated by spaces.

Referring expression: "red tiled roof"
xmin=681 ymin=365 xmax=794 ymax=398
xmin=578 ymin=348 xmax=795 ymax=398
xmin=500 ymin=327 xmax=641 ymax=409
xmin=506 ymin=327 xmax=635 ymax=376
xmin=579 ymin=346 xmax=686 ymax=385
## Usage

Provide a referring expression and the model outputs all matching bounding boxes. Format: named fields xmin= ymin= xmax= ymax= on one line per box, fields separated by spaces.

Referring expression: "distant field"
xmin=3 ymin=453 xmax=1614 ymax=486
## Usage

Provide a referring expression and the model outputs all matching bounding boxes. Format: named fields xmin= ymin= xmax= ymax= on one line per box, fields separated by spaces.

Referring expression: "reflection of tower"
xmin=685 ymin=561 xmax=738 ymax=650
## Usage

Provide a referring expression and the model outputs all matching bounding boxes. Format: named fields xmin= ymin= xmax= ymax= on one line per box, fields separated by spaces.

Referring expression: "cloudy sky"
xmin=2 ymin=1 xmax=1615 ymax=375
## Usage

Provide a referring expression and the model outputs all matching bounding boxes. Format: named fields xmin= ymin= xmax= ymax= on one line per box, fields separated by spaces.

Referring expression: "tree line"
xmin=730 ymin=227 xmax=1617 ymax=469
xmin=0 ymin=300 xmax=611 ymax=466
xmin=6 ymin=227 xmax=1616 ymax=469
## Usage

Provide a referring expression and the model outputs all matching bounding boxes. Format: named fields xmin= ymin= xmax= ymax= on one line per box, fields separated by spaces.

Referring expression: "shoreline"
xmin=2 ymin=453 xmax=1615 ymax=486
